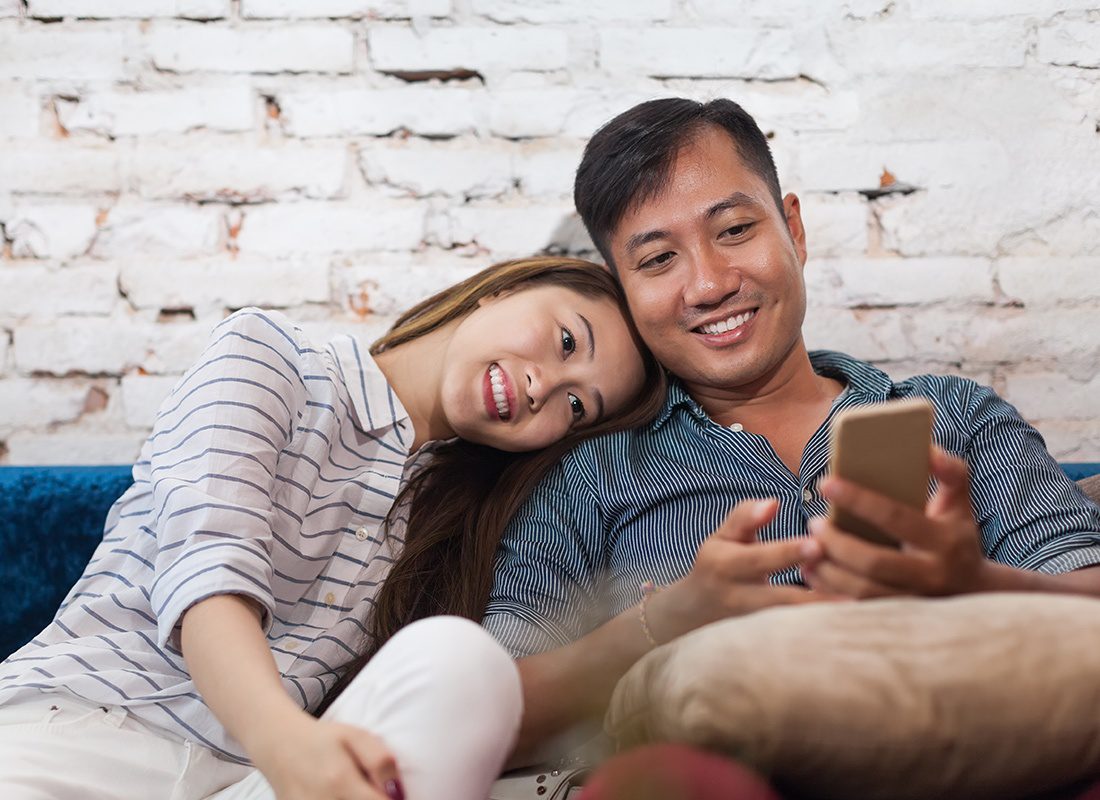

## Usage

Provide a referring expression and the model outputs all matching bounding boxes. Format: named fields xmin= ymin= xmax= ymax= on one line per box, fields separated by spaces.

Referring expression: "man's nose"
xmin=683 ymin=247 xmax=741 ymax=309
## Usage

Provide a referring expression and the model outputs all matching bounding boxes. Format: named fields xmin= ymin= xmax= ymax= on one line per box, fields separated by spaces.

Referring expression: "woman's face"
xmin=439 ymin=283 xmax=647 ymax=452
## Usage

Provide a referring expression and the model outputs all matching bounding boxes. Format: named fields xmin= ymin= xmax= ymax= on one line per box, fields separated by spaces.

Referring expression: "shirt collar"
xmin=650 ymin=350 xmax=892 ymax=430
xmin=328 ymin=334 xmax=411 ymax=437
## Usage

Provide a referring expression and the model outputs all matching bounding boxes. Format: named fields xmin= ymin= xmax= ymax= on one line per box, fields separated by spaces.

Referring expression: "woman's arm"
xmin=181 ymin=594 xmax=401 ymax=800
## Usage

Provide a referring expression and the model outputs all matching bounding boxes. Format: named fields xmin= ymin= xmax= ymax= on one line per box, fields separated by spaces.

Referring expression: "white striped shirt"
xmin=0 ymin=309 xmax=417 ymax=763
xmin=484 ymin=351 xmax=1100 ymax=657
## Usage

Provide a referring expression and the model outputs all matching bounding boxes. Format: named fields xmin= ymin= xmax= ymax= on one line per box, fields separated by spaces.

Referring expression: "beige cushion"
xmin=607 ymin=593 xmax=1100 ymax=800
xmin=1079 ymin=475 xmax=1100 ymax=505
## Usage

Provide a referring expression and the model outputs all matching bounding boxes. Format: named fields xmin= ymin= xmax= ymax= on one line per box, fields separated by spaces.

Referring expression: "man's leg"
xmin=578 ymin=744 xmax=783 ymax=800
xmin=212 ymin=615 xmax=522 ymax=800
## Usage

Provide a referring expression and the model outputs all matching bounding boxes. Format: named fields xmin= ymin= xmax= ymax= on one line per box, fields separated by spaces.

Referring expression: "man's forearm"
xmin=981 ymin=563 xmax=1100 ymax=596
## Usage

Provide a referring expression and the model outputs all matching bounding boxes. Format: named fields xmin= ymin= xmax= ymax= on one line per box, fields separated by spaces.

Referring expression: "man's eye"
xmin=723 ymin=223 xmax=752 ymax=238
xmin=639 ymin=251 xmax=675 ymax=271
xmin=568 ymin=393 xmax=586 ymax=422
xmin=561 ymin=327 xmax=576 ymax=355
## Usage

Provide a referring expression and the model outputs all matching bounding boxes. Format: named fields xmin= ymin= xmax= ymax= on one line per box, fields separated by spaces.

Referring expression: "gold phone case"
xmin=827 ymin=398 xmax=933 ymax=547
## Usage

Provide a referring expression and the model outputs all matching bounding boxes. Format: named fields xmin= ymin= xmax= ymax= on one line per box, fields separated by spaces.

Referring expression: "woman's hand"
xmin=250 ymin=709 xmax=404 ymax=800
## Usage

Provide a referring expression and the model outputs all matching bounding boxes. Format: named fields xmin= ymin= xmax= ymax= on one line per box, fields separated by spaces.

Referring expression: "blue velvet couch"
xmin=3 ymin=463 xmax=1100 ymax=660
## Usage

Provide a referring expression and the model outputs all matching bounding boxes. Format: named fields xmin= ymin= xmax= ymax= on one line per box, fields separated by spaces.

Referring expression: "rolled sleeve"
xmin=960 ymin=382 xmax=1100 ymax=570
xmin=482 ymin=452 xmax=606 ymax=658
xmin=147 ymin=309 xmax=307 ymax=648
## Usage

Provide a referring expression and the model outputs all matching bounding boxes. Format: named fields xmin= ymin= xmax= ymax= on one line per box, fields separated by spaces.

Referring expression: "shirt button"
xmin=802 ymin=489 xmax=814 ymax=503
xmin=355 ymin=526 xmax=369 ymax=541
xmin=730 ymin=423 xmax=744 ymax=432
xmin=285 ymin=639 xmax=299 ymax=651
xmin=324 ymin=592 xmax=336 ymax=605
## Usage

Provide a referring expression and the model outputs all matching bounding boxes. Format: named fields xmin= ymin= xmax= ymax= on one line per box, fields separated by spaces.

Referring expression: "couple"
xmin=2 ymin=97 xmax=1098 ymax=800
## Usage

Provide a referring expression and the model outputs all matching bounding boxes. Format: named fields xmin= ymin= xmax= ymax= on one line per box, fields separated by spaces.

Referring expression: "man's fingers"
xmin=820 ymin=477 xmax=932 ymax=548
xmin=927 ymin=446 xmax=974 ymax=517
xmin=712 ymin=498 xmax=779 ymax=543
xmin=808 ymin=517 xmax=931 ymax=590
xmin=803 ymin=558 xmax=904 ymax=600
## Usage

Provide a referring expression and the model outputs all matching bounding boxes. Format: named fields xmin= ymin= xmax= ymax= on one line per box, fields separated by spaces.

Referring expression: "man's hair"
xmin=574 ymin=97 xmax=784 ymax=267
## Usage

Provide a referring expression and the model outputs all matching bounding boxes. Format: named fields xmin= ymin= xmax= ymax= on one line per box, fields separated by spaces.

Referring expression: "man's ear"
xmin=783 ymin=192 xmax=808 ymax=268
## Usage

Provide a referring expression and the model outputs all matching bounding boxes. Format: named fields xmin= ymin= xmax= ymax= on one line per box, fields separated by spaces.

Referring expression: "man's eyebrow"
xmin=706 ymin=191 xmax=764 ymax=220
xmin=624 ymin=192 xmax=764 ymax=254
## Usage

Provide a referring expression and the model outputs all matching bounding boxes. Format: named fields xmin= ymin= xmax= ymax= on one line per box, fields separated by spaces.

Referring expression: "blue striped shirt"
xmin=0 ymin=309 xmax=418 ymax=763
xmin=483 ymin=351 xmax=1100 ymax=657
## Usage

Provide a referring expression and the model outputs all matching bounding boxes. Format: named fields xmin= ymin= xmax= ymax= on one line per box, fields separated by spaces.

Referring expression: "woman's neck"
xmin=373 ymin=322 xmax=457 ymax=453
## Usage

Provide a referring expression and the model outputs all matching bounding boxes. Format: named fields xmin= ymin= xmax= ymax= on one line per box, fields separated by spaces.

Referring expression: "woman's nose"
xmin=525 ymin=364 xmax=558 ymax=412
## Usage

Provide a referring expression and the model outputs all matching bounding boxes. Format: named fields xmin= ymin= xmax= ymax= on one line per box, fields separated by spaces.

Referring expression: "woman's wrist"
xmin=236 ymin=696 xmax=313 ymax=765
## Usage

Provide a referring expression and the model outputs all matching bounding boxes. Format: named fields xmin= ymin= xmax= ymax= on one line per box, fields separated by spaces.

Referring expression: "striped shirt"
xmin=0 ymin=309 xmax=418 ymax=763
xmin=483 ymin=351 xmax=1100 ymax=657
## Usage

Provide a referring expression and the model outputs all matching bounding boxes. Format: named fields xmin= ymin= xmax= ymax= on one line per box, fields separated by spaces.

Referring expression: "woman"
xmin=0 ymin=257 xmax=665 ymax=800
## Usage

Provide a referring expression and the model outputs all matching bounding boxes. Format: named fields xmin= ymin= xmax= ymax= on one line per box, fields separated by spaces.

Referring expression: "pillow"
xmin=606 ymin=593 xmax=1100 ymax=800
xmin=1079 ymin=475 xmax=1100 ymax=505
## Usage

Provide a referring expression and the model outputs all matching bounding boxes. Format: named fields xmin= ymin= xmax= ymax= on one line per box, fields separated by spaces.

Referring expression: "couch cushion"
xmin=1079 ymin=474 xmax=1100 ymax=505
xmin=607 ymin=593 xmax=1100 ymax=800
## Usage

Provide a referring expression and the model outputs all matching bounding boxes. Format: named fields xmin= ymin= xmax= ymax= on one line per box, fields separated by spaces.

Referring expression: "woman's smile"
xmin=484 ymin=362 xmax=516 ymax=422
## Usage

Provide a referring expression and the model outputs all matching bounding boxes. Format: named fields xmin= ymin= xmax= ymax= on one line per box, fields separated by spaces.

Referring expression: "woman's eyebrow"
xmin=577 ymin=313 xmax=595 ymax=358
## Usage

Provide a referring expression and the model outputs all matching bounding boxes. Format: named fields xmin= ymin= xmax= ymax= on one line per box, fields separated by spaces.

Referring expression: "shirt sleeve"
xmin=481 ymin=451 xmax=607 ymax=658
xmin=958 ymin=381 xmax=1100 ymax=574
xmin=146 ymin=309 xmax=308 ymax=648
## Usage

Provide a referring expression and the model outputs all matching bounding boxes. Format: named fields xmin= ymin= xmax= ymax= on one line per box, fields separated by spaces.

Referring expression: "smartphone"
xmin=827 ymin=398 xmax=934 ymax=547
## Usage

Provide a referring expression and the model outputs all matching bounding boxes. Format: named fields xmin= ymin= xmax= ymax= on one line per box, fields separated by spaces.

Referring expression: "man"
xmin=481 ymin=97 xmax=1100 ymax=763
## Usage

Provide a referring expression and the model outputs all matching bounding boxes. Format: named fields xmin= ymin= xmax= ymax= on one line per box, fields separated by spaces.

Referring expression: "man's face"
xmin=607 ymin=125 xmax=809 ymax=397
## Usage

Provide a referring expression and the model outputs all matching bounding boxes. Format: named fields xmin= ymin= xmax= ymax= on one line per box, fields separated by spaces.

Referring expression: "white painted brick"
xmin=6 ymin=203 xmax=99 ymax=260
xmin=91 ymin=204 xmax=224 ymax=259
xmin=1038 ymin=20 xmax=1100 ymax=69
xmin=488 ymin=88 xmax=577 ymax=138
xmin=360 ymin=139 xmax=514 ymax=198
xmin=441 ymin=201 xmax=576 ymax=256
xmin=0 ymin=25 xmax=143 ymax=81
xmin=803 ymin=307 xmax=909 ymax=363
xmin=150 ymin=24 xmax=355 ymax=74
xmin=142 ymin=317 xmax=217 ymax=374
xmin=800 ymin=194 xmax=868 ymax=260
xmin=127 ymin=143 xmax=348 ymax=201
xmin=827 ymin=19 xmax=1028 ymax=72
xmin=337 ymin=250 xmax=481 ymax=316
xmin=0 ymin=333 xmax=9 ymax=377
xmin=600 ymin=28 xmax=798 ymax=79
xmin=242 ymin=0 xmax=450 ymax=18
xmin=0 ymin=263 xmax=119 ymax=318
xmin=1028 ymin=421 xmax=1100 ymax=463
xmin=910 ymin=0 xmax=1099 ymax=19
xmin=998 ymin=209 xmax=1100 ymax=259
xmin=561 ymin=88 xmax=663 ymax=139
xmin=513 ymin=141 xmax=582 ymax=198
xmin=235 ymin=200 xmax=425 ymax=254
xmin=1004 ymin=371 xmax=1100 ymax=423
xmin=0 ymin=378 xmax=92 ymax=435
xmin=473 ymin=0 xmax=671 ymax=23
xmin=811 ymin=258 xmax=995 ymax=307
xmin=14 ymin=318 xmax=152 ymax=375
xmin=29 ymin=0 xmax=228 ymax=18
xmin=687 ymin=0 xmax=891 ymax=22
xmin=997 ymin=259 xmax=1100 ymax=306
xmin=5 ymin=432 xmax=144 ymax=465
xmin=368 ymin=26 xmax=569 ymax=74
xmin=119 ymin=257 xmax=331 ymax=311
xmin=0 ymin=144 xmax=121 ymax=194
xmin=705 ymin=81 xmax=860 ymax=134
xmin=280 ymin=87 xmax=482 ymax=137
xmin=0 ymin=0 xmax=19 ymax=16
xmin=58 ymin=85 xmax=254 ymax=137
xmin=120 ymin=373 xmax=180 ymax=427
xmin=0 ymin=86 xmax=38 ymax=137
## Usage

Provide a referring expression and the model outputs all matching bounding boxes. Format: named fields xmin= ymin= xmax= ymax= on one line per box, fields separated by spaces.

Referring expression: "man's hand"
xmin=650 ymin=498 xmax=825 ymax=642
xmin=801 ymin=447 xmax=996 ymax=599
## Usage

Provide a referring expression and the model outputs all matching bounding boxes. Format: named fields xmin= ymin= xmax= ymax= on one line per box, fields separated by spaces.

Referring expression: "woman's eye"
xmin=639 ymin=251 xmax=675 ymax=271
xmin=561 ymin=327 xmax=576 ymax=355
xmin=568 ymin=393 xmax=586 ymax=422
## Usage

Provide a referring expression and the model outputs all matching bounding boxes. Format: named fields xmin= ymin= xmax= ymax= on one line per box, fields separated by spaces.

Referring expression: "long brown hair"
xmin=317 ymin=256 xmax=665 ymax=713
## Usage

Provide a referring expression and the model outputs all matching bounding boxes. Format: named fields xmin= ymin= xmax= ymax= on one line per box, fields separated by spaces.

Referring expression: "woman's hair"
xmin=316 ymin=256 xmax=665 ymax=713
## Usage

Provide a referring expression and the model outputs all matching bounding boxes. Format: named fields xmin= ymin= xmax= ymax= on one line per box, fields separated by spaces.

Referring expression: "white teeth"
xmin=489 ymin=364 xmax=510 ymax=418
xmin=699 ymin=309 xmax=756 ymax=336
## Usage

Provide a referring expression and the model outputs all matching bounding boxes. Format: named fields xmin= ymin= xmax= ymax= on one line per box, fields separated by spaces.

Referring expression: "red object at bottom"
xmin=577 ymin=744 xmax=783 ymax=800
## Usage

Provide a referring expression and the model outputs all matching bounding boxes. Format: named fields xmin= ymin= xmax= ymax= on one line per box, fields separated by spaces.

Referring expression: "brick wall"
xmin=1 ymin=0 xmax=1097 ymax=463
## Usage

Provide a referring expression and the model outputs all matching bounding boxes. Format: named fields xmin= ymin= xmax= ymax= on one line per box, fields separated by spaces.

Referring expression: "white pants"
xmin=0 ymin=616 xmax=523 ymax=800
